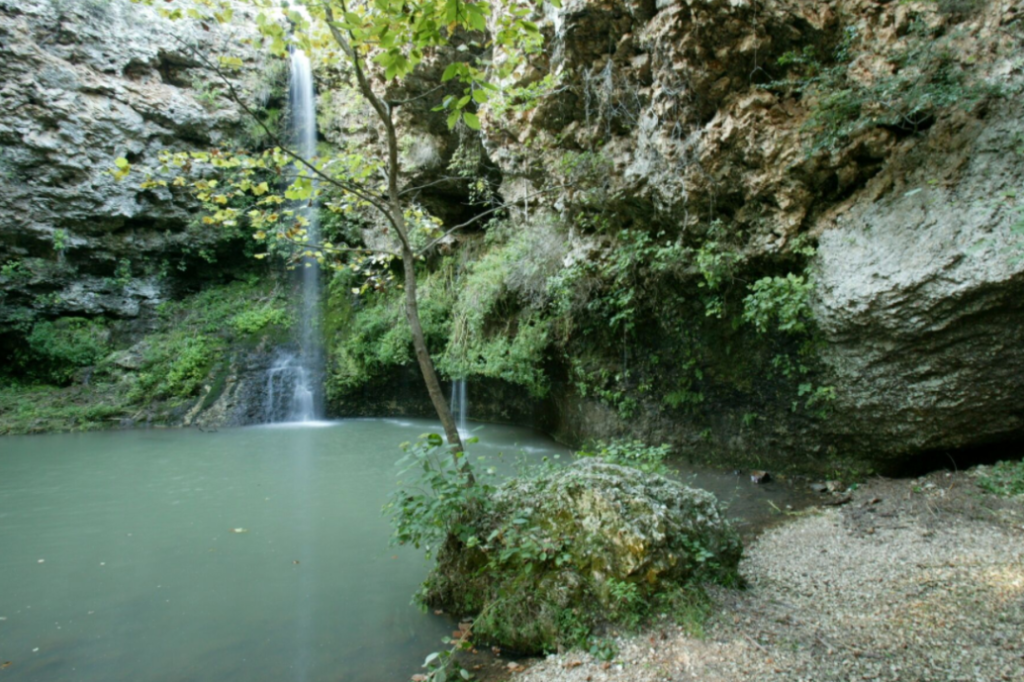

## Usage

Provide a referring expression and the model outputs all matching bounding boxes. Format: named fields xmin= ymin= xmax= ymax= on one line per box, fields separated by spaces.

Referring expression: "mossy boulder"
xmin=422 ymin=460 xmax=741 ymax=653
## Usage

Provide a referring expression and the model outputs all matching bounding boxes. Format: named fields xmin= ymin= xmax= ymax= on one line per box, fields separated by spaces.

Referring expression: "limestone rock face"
xmin=424 ymin=460 xmax=741 ymax=652
xmin=0 ymin=0 xmax=258 ymax=328
xmin=814 ymin=100 xmax=1024 ymax=461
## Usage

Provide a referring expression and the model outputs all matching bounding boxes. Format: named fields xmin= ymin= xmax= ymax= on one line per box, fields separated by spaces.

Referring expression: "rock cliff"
xmin=0 ymin=0 xmax=260 ymax=328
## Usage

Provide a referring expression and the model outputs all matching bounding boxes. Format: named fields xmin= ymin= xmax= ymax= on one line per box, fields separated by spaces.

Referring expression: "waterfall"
xmin=264 ymin=353 xmax=316 ymax=423
xmin=450 ymin=378 xmax=468 ymax=434
xmin=263 ymin=49 xmax=324 ymax=423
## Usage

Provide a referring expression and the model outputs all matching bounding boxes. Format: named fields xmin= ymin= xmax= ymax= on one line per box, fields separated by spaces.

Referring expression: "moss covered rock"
xmin=422 ymin=460 xmax=741 ymax=653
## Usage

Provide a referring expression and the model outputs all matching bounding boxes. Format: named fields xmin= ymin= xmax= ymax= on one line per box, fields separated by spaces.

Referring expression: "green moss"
xmin=399 ymin=444 xmax=742 ymax=654
xmin=230 ymin=304 xmax=291 ymax=335
xmin=326 ymin=262 xmax=456 ymax=393
xmin=0 ymin=383 xmax=127 ymax=435
xmin=200 ymin=362 xmax=232 ymax=411
xmin=0 ymin=278 xmax=294 ymax=435
xmin=21 ymin=317 xmax=109 ymax=385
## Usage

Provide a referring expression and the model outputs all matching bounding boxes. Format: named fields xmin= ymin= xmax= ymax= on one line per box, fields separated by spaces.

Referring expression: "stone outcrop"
xmin=814 ymin=97 xmax=1024 ymax=462
xmin=3 ymin=0 xmax=1022 ymax=470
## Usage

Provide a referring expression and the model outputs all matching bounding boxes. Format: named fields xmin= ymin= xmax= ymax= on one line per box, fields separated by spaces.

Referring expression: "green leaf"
xmin=463 ymin=112 xmax=481 ymax=130
xmin=442 ymin=62 xmax=460 ymax=82
xmin=218 ymin=56 xmax=244 ymax=70
xmin=467 ymin=10 xmax=486 ymax=33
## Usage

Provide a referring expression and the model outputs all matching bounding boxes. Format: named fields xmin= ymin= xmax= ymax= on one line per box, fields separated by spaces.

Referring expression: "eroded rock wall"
xmin=0 ymin=0 xmax=261 ymax=327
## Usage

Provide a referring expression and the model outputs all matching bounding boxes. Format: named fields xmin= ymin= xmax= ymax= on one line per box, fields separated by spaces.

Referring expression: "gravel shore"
xmin=509 ymin=469 xmax=1024 ymax=682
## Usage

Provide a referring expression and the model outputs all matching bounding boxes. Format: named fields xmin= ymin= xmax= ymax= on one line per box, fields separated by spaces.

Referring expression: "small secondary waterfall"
xmin=450 ymin=378 xmax=468 ymax=434
xmin=264 ymin=49 xmax=324 ymax=423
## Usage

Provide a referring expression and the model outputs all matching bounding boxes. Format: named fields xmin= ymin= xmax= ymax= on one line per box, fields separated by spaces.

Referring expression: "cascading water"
xmin=264 ymin=49 xmax=324 ymax=423
xmin=264 ymin=354 xmax=315 ymax=422
xmin=450 ymin=378 xmax=468 ymax=434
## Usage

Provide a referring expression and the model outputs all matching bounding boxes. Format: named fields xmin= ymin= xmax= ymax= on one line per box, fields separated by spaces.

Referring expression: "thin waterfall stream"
xmin=264 ymin=49 xmax=324 ymax=423
xmin=450 ymin=378 xmax=468 ymax=435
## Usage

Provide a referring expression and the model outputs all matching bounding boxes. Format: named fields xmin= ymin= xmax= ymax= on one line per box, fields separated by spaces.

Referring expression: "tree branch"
xmin=324 ymin=1 xmax=413 ymax=254
xmin=414 ymin=184 xmax=567 ymax=256
xmin=177 ymin=36 xmax=395 ymax=221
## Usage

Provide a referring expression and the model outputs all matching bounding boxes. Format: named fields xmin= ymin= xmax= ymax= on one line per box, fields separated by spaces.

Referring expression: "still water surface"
xmin=0 ymin=419 xmax=810 ymax=681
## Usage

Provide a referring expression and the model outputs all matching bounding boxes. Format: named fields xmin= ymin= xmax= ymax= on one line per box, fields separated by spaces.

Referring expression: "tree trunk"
xmin=324 ymin=7 xmax=466 ymax=459
xmin=399 ymin=236 xmax=465 ymax=454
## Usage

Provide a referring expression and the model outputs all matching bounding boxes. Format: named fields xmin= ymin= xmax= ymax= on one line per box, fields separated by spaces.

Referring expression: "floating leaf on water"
xmin=1 ymin=661 xmax=11 ymax=669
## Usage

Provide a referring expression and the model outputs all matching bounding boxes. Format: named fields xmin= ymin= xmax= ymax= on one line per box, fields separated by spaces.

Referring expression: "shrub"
xmin=164 ymin=338 xmax=213 ymax=397
xmin=230 ymin=304 xmax=291 ymax=335
xmin=768 ymin=19 xmax=998 ymax=154
xmin=743 ymin=273 xmax=815 ymax=335
xmin=24 ymin=317 xmax=109 ymax=385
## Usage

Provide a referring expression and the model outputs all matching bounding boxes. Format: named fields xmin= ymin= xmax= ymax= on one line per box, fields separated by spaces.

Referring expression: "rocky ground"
xmin=484 ymin=467 xmax=1024 ymax=682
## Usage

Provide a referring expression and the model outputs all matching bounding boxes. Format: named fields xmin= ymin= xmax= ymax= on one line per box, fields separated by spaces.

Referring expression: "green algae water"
xmin=0 ymin=419 xmax=569 ymax=682
xmin=0 ymin=419 xmax=813 ymax=681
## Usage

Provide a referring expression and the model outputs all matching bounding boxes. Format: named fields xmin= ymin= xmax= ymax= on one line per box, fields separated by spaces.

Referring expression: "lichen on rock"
xmin=421 ymin=459 xmax=741 ymax=653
